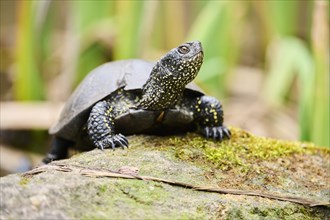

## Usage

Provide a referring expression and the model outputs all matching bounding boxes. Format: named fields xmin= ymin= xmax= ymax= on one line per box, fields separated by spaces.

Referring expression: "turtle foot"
xmin=95 ymin=133 xmax=129 ymax=150
xmin=42 ymin=154 xmax=57 ymax=164
xmin=201 ymin=126 xmax=231 ymax=141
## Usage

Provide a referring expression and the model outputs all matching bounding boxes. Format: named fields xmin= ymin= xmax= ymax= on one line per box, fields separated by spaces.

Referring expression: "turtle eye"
xmin=178 ymin=46 xmax=190 ymax=54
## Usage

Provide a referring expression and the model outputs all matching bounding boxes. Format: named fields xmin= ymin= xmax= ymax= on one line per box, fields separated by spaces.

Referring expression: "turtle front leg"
xmin=193 ymin=96 xmax=231 ymax=140
xmin=87 ymin=100 xmax=128 ymax=150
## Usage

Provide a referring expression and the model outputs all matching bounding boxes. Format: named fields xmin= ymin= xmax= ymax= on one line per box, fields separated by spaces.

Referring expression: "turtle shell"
xmin=50 ymin=59 xmax=204 ymax=141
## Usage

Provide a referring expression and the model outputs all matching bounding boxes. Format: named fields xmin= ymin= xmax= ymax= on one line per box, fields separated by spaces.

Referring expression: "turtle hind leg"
xmin=87 ymin=100 xmax=128 ymax=150
xmin=193 ymin=96 xmax=231 ymax=141
xmin=42 ymin=137 xmax=73 ymax=164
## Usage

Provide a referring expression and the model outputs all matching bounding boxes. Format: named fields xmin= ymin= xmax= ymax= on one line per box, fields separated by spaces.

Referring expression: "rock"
xmin=1 ymin=128 xmax=329 ymax=219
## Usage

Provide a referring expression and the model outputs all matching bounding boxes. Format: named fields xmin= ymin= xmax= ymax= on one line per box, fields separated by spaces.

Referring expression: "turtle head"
xmin=139 ymin=41 xmax=204 ymax=110
xmin=159 ymin=41 xmax=204 ymax=84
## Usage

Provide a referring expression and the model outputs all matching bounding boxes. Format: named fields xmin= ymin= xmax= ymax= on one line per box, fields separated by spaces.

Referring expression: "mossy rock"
xmin=1 ymin=128 xmax=329 ymax=219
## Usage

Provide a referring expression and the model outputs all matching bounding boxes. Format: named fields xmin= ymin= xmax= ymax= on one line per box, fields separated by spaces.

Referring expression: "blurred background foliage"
xmin=0 ymin=0 xmax=329 ymax=157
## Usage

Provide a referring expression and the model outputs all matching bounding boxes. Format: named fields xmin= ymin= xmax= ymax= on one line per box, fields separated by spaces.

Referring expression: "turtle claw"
xmin=223 ymin=127 xmax=231 ymax=139
xmin=212 ymin=127 xmax=218 ymax=140
xmin=118 ymin=133 xmax=129 ymax=147
xmin=95 ymin=134 xmax=129 ymax=150
xmin=109 ymin=139 xmax=116 ymax=150
xmin=203 ymin=127 xmax=211 ymax=138
xmin=113 ymin=134 xmax=129 ymax=149
xmin=201 ymin=126 xmax=230 ymax=141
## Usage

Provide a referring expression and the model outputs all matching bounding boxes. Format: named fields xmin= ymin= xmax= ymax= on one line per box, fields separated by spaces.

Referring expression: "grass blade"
xmin=310 ymin=1 xmax=329 ymax=147
xmin=15 ymin=1 xmax=44 ymax=100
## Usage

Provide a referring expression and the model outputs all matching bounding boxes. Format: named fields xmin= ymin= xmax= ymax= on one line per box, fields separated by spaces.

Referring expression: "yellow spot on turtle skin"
xmin=105 ymin=108 xmax=112 ymax=116
xmin=105 ymin=121 xmax=110 ymax=130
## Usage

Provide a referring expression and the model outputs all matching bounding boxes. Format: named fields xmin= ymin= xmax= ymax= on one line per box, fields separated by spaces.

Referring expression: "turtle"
xmin=43 ymin=41 xmax=230 ymax=163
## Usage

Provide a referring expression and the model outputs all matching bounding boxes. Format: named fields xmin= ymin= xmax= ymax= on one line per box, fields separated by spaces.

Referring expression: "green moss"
xmin=75 ymin=180 xmax=174 ymax=219
xmin=225 ymin=203 xmax=326 ymax=220
xmin=167 ymin=127 xmax=329 ymax=172
xmin=19 ymin=176 xmax=30 ymax=187
xmin=178 ymin=212 xmax=207 ymax=220
xmin=98 ymin=184 xmax=108 ymax=193
xmin=114 ymin=180 xmax=169 ymax=205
